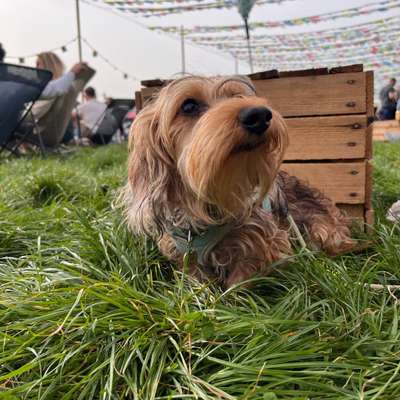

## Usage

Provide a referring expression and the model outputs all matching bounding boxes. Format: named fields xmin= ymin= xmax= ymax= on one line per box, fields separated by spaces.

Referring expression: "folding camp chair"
xmin=90 ymin=107 xmax=118 ymax=145
xmin=107 ymin=98 xmax=134 ymax=131
xmin=0 ymin=63 xmax=52 ymax=156
xmin=38 ymin=66 xmax=95 ymax=148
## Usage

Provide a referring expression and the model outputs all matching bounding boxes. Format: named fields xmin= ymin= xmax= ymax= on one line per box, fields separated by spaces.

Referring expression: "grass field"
xmin=0 ymin=143 xmax=399 ymax=399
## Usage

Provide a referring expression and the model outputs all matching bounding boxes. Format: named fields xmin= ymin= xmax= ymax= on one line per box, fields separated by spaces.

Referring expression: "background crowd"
xmin=378 ymin=77 xmax=400 ymax=121
xmin=0 ymin=42 xmax=135 ymax=152
xmin=1 ymin=40 xmax=400 ymax=153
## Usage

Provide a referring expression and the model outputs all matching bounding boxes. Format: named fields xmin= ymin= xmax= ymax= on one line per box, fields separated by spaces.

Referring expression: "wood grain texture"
xmin=135 ymin=91 xmax=143 ymax=112
xmin=372 ymin=120 xmax=400 ymax=141
xmin=338 ymin=204 xmax=366 ymax=229
xmin=141 ymin=78 xmax=168 ymax=88
xmin=254 ymin=72 xmax=366 ymax=117
xmin=338 ymin=204 xmax=365 ymax=220
xmin=365 ymin=124 xmax=373 ymax=158
xmin=141 ymin=87 xmax=160 ymax=106
xmin=365 ymin=209 xmax=375 ymax=233
xmin=284 ymin=115 xmax=367 ymax=160
xmin=329 ymin=64 xmax=363 ymax=74
xmin=248 ymin=70 xmax=279 ymax=80
xmin=365 ymin=161 xmax=373 ymax=211
xmin=365 ymin=71 xmax=374 ymax=120
xmin=279 ymin=68 xmax=328 ymax=78
xmin=281 ymin=162 xmax=366 ymax=204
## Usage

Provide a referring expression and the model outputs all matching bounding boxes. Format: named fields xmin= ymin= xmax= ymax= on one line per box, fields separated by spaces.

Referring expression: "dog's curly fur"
xmin=123 ymin=76 xmax=354 ymax=287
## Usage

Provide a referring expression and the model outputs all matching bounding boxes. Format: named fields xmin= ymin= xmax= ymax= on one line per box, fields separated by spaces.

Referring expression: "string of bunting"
xmin=210 ymin=30 xmax=400 ymax=53
xmin=89 ymin=0 xmax=293 ymax=16
xmin=189 ymin=15 xmax=400 ymax=44
xmin=245 ymin=51 xmax=400 ymax=66
xmin=6 ymin=37 xmax=138 ymax=82
xmin=240 ymin=50 xmax=400 ymax=72
xmin=228 ymin=37 xmax=400 ymax=58
xmin=82 ymin=38 xmax=138 ymax=81
xmin=149 ymin=0 xmax=400 ymax=32
xmin=95 ymin=0 xmax=267 ymax=17
xmin=5 ymin=38 xmax=78 ymax=64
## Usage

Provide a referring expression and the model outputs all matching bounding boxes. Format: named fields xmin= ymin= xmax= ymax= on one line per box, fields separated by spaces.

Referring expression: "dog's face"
xmin=128 ymin=76 xmax=288 ymax=224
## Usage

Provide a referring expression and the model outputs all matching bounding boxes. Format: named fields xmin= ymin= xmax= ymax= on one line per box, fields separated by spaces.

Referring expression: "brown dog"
xmin=123 ymin=76 xmax=354 ymax=287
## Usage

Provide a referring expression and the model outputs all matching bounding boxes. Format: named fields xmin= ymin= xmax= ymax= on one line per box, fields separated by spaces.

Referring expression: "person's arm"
xmin=40 ymin=62 xmax=88 ymax=99
xmin=40 ymin=71 xmax=75 ymax=99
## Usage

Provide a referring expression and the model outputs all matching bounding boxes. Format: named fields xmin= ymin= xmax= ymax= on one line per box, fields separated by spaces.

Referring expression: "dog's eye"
xmin=180 ymin=98 xmax=201 ymax=116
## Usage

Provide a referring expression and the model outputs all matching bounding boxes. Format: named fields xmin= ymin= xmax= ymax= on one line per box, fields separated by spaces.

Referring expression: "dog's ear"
xmin=124 ymin=100 xmax=176 ymax=237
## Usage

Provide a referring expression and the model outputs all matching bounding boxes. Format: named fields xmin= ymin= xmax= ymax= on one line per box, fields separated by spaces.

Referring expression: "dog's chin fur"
xmin=122 ymin=75 xmax=355 ymax=288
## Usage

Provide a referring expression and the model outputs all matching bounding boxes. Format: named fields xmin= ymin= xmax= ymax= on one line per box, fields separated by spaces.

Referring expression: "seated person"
xmin=33 ymin=52 xmax=87 ymax=118
xmin=378 ymin=88 xmax=398 ymax=120
xmin=16 ymin=51 xmax=89 ymax=148
xmin=73 ymin=87 xmax=117 ymax=144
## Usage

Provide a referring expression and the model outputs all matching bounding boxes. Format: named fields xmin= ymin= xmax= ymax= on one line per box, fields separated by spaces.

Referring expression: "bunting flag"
xmin=239 ymin=50 xmax=400 ymax=67
xmin=189 ymin=15 xmax=400 ymax=45
xmin=88 ymin=0 xmax=293 ymax=16
xmin=6 ymin=38 xmax=138 ymax=82
xmin=242 ymin=51 xmax=400 ymax=66
xmin=231 ymin=41 xmax=400 ymax=59
xmin=100 ymin=0 xmax=289 ymax=4
xmin=201 ymin=29 xmax=400 ymax=53
xmin=149 ymin=0 xmax=400 ymax=31
xmin=211 ymin=29 xmax=400 ymax=53
xmin=82 ymin=38 xmax=138 ymax=81
xmin=5 ymin=38 xmax=78 ymax=62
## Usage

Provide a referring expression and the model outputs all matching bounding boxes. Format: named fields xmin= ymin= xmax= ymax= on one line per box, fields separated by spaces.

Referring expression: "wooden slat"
xmin=365 ymin=124 xmax=373 ymax=157
xmin=365 ymin=161 xmax=373 ymax=212
xmin=248 ymin=70 xmax=278 ymax=80
xmin=365 ymin=209 xmax=375 ymax=233
xmin=254 ymin=72 xmax=366 ymax=117
xmin=338 ymin=204 xmax=365 ymax=229
xmin=338 ymin=204 xmax=365 ymax=220
xmin=135 ymin=87 xmax=161 ymax=111
xmin=365 ymin=71 xmax=374 ymax=120
xmin=141 ymin=78 xmax=168 ymax=88
xmin=329 ymin=64 xmax=363 ymax=74
xmin=281 ymin=162 xmax=366 ymax=204
xmin=279 ymin=68 xmax=328 ymax=78
xmin=373 ymin=119 xmax=400 ymax=128
xmin=284 ymin=115 xmax=367 ymax=160
xmin=135 ymin=91 xmax=143 ymax=112
xmin=372 ymin=120 xmax=400 ymax=141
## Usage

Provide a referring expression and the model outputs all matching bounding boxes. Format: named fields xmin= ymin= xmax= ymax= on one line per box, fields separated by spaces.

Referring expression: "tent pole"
xmin=244 ymin=18 xmax=253 ymax=73
xmin=76 ymin=0 xmax=83 ymax=62
xmin=75 ymin=0 xmax=84 ymax=139
xmin=180 ymin=25 xmax=186 ymax=75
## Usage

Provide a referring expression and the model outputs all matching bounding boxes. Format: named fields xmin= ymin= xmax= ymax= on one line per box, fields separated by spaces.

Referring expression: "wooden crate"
xmin=372 ymin=120 xmax=400 ymax=141
xmin=135 ymin=64 xmax=374 ymax=229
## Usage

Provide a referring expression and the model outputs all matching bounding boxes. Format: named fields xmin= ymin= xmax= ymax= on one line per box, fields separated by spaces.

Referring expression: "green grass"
xmin=0 ymin=143 xmax=399 ymax=399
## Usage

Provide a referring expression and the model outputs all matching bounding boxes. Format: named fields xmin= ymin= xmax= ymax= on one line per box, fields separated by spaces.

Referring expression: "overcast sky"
xmin=1 ymin=0 xmax=398 ymax=98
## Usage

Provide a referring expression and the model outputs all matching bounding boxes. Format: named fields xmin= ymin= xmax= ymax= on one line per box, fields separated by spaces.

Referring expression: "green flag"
xmin=237 ymin=0 xmax=256 ymax=20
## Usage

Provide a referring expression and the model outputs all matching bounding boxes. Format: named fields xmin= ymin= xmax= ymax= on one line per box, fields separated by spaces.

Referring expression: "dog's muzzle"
xmin=239 ymin=106 xmax=272 ymax=135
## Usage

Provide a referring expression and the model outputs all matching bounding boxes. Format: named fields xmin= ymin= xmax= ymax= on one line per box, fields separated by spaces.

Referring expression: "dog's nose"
xmin=239 ymin=106 xmax=273 ymax=135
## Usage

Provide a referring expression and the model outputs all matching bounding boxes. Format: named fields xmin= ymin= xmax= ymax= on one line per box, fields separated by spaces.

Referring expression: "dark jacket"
xmin=378 ymin=99 xmax=397 ymax=120
xmin=379 ymin=84 xmax=395 ymax=104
